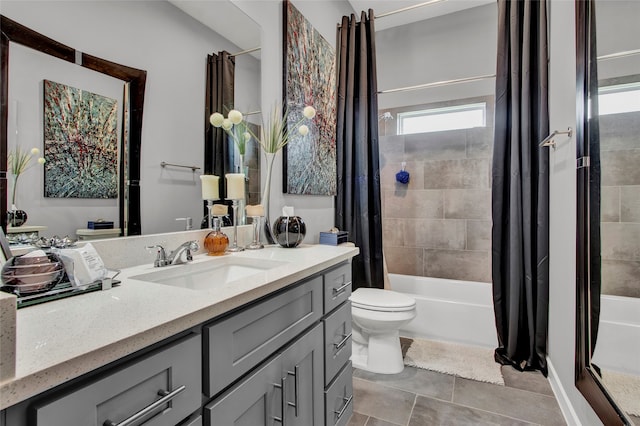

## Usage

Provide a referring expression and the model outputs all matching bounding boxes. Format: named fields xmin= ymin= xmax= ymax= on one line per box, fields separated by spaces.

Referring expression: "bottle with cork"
xmin=204 ymin=217 xmax=229 ymax=256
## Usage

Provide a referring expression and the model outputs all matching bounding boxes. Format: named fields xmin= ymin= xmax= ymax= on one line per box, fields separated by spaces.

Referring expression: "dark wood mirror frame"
xmin=574 ymin=2 xmax=632 ymax=425
xmin=0 ymin=15 xmax=146 ymax=236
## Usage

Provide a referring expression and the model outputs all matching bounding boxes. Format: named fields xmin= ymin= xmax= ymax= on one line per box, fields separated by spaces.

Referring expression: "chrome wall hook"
xmin=539 ymin=127 xmax=573 ymax=150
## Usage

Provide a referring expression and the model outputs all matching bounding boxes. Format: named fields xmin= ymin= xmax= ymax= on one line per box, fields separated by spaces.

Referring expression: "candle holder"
xmin=227 ymin=199 xmax=244 ymax=252
xmin=206 ymin=200 xmax=214 ymax=229
xmin=246 ymin=216 xmax=264 ymax=250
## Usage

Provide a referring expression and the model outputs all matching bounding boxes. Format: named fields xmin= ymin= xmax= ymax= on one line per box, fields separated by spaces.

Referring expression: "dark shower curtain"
xmin=205 ymin=51 xmax=235 ymax=200
xmin=335 ymin=11 xmax=384 ymax=290
xmin=491 ymin=0 xmax=550 ymax=375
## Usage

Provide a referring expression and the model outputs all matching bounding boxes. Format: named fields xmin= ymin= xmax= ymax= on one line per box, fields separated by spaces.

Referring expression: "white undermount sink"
xmin=131 ymin=257 xmax=287 ymax=291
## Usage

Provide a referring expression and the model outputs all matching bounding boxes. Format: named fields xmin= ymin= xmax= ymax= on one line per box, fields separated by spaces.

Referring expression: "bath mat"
xmin=403 ymin=338 xmax=505 ymax=385
xmin=601 ymin=369 xmax=640 ymax=417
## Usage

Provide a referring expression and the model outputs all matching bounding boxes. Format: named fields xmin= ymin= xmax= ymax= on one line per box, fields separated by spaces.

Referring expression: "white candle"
xmin=212 ymin=204 xmax=228 ymax=216
xmin=245 ymin=204 xmax=264 ymax=217
xmin=200 ymin=175 xmax=219 ymax=200
xmin=226 ymin=173 xmax=245 ymax=199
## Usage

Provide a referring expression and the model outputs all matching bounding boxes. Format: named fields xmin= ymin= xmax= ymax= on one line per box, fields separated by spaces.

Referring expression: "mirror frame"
xmin=574 ymin=2 xmax=632 ymax=425
xmin=0 ymin=15 xmax=146 ymax=236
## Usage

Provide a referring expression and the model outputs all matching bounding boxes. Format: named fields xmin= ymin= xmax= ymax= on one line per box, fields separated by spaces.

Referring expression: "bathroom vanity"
xmin=0 ymin=243 xmax=357 ymax=426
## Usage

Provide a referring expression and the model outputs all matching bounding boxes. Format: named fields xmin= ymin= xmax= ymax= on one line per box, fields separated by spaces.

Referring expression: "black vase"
xmin=272 ymin=216 xmax=306 ymax=248
xmin=7 ymin=209 xmax=28 ymax=227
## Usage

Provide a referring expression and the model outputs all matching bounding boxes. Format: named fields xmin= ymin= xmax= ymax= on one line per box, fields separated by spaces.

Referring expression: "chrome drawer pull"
xmin=334 ymin=333 xmax=352 ymax=351
xmin=287 ymin=365 xmax=300 ymax=416
xmin=103 ymin=385 xmax=186 ymax=426
xmin=332 ymin=281 xmax=352 ymax=297
xmin=334 ymin=394 xmax=353 ymax=420
xmin=273 ymin=377 xmax=287 ymax=425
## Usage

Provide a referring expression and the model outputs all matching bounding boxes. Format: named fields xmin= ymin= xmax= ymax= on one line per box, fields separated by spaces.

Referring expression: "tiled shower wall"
xmin=379 ymin=97 xmax=493 ymax=283
xmin=600 ymin=110 xmax=640 ymax=298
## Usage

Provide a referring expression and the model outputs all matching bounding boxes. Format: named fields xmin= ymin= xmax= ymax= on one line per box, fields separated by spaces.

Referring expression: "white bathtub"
xmin=592 ymin=295 xmax=640 ymax=376
xmin=390 ymin=273 xmax=640 ymax=374
xmin=389 ymin=273 xmax=498 ymax=348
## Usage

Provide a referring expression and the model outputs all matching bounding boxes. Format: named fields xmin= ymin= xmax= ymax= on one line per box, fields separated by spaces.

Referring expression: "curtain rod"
xmin=229 ymin=47 xmax=261 ymax=57
xmin=597 ymin=48 xmax=640 ymax=61
xmin=378 ymin=74 xmax=495 ymax=94
xmin=375 ymin=0 xmax=445 ymax=19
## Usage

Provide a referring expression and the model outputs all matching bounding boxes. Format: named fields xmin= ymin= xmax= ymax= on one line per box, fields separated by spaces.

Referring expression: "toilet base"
xmin=351 ymin=330 xmax=405 ymax=374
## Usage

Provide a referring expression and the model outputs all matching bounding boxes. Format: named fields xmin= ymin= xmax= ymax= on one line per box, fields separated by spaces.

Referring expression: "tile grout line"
xmin=406 ymin=393 xmax=418 ymax=426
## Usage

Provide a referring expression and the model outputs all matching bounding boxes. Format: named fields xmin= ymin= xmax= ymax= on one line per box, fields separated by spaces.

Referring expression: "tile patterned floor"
xmin=347 ymin=339 xmax=567 ymax=426
xmin=347 ymin=365 xmax=567 ymax=426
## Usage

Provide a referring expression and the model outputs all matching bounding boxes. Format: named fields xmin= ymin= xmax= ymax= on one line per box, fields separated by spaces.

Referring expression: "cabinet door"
xmin=280 ymin=323 xmax=324 ymax=426
xmin=325 ymin=362 xmax=353 ymax=426
xmin=323 ymin=263 xmax=352 ymax=314
xmin=323 ymin=301 xmax=352 ymax=386
xmin=31 ymin=333 xmax=201 ymax=426
xmin=204 ymin=276 xmax=323 ymax=397
xmin=205 ymin=353 xmax=284 ymax=426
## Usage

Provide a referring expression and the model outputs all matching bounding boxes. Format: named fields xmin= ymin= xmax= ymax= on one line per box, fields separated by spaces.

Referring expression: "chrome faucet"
xmin=146 ymin=241 xmax=199 ymax=267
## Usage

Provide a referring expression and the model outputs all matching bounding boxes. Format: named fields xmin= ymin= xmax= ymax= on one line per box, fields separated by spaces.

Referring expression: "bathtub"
xmin=592 ymin=295 xmax=640 ymax=376
xmin=389 ymin=273 xmax=498 ymax=348
xmin=390 ymin=273 xmax=640 ymax=374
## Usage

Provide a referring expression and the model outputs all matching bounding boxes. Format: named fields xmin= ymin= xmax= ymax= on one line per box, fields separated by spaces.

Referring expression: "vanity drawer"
xmin=323 ymin=301 xmax=352 ymax=385
xmin=31 ymin=333 xmax=202 ymax=426
xmin=323 ymin=263 xmax=352 ymax=314
xmin=324 ymin=361 xmax=353 ymax=426
xmin=204 ymin=276 xmax=323 ymax=397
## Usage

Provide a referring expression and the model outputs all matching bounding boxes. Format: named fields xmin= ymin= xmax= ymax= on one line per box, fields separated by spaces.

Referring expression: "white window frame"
xmin=597 ymin=82 xmax=640 ymax=116
xmin=397 ymin=102 xmax=487 ymax=135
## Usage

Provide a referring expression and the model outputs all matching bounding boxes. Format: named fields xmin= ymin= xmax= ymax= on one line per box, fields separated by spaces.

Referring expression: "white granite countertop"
xmin=0 ymin=244 xmax=358 ymax=410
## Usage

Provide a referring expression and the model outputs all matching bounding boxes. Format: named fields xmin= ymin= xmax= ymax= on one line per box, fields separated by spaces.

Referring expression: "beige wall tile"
xmin=621 ymin=185 xmax=640 ymax=223
xmin=444 ymin=189 xmax=491 ymax=219
xmin=424 ymin=249 xmax=491 ymax=282
xmin=601 ymin=186 xmax=620 ymax=223
xmin=384 ymin=247 xmax=424 ymax=276
xmin=423 ymin=159 xmax=490 ymax=189
xmin=601 ymin=259 xmax=640 ymax=298
xmin=601 ymin=222 xmax=640 ymax=261
xmin=384 ymin=190 xmax=444 ymax=219
xmin=467 ymin=220 xmax=492 ymax=250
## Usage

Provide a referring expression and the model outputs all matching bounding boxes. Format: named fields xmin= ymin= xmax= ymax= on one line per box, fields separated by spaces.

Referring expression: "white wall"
xmin=376 ymin=3 xmax=497 ymax=109
xmin=1 ymin=1 xmax=260 ymax=236
xmin=547 ymin=1 xmax=602 ymax=425
xmin=235 ymin=0 xmax=354 ymax=243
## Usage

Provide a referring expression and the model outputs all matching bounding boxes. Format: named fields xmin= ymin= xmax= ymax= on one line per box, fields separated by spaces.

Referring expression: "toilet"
xmin=350 ymin=288 xmax=417 ymax=374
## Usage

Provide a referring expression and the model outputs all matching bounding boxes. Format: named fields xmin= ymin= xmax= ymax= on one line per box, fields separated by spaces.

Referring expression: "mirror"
xmin=575 ymin=1 xmax=640 ymax=424
xmin=0 ymin=14 xmax=146 ymax=238
xmin=1 ymin=0 xmax=260 ymax=239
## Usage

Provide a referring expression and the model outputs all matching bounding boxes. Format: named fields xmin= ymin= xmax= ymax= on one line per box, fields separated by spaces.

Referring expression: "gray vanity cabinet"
xmin=280 ymin=322 xmax=324 ymax=425
xmin=205 ymin=350 xmax=283 ymax=425
xmin=30 ymin=333 xmax=202 ymax=426
xmin=1 ymin=260 xmax=354 ymax=426
xmin=321 ymin=263 xmax=353 ymax=426
xmin=205 ymin=322 xmax=324 ymax=426
xmin=203 ymin=275 xmax=323 ymax=398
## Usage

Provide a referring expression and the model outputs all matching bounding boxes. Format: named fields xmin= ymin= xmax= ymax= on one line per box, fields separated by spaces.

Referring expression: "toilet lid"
xmin=350 ymin=288 xmax=416 ymax=311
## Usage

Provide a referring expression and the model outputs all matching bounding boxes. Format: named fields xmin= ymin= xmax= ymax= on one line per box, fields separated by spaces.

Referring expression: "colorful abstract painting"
xmin=283 ymin=0 xmax=337 ymax=195
xmin=43 ymin=80 xmax=118 ymax=198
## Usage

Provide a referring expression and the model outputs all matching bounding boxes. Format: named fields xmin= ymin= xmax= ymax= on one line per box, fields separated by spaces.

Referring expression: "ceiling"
xmin=167 ymin=0 xmax=494 ymax=51
xmin=168 ymin=0 xmax=261 ymax=53
xmin=347 ymin=0 xmax=494 ymax=31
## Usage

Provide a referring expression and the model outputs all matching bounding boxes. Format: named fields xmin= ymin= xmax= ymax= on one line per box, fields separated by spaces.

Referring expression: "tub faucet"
xmin=146 ymin=241 xmax=199 ymax=267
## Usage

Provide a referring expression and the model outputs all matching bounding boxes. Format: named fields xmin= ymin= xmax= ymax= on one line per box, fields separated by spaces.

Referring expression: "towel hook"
xmin=539 ymin=127 xmax=573 ymax=150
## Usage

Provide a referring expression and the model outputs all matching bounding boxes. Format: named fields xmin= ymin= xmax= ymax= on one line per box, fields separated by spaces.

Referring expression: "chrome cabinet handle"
xmin=287 ymin=365 xmax=300 ymax=417
xmin=334 ymin=332 xmax=352 ymax=351
xmin=103 ymin=385 xmax=186 ymax=426
xmin=332 ymin=281 xmax=352 ymax=297
xmin=273 ymin=377 xmax=287 ymax=425
xmin=334 ymin=394 xmax=353 ymax=421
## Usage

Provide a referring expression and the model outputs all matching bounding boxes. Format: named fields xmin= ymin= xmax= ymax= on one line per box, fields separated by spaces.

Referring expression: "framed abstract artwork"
xmin=43 ymin=79 xmax=119 ymax=198
xmin=282 ymin=0 xmax=337 ymax=195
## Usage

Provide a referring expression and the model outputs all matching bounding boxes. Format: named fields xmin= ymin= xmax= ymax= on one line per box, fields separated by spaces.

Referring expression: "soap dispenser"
xmin=204 ymin=217 xmax=229 ymax=256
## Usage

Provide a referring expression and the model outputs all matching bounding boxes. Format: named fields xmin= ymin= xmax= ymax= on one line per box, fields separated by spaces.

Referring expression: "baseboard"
xmin=547 ymin=357 xmax=580 ymax=426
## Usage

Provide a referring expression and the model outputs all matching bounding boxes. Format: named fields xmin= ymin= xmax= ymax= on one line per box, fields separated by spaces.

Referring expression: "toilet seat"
xmin=350 ymin=288 xmax=416 ymax=312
